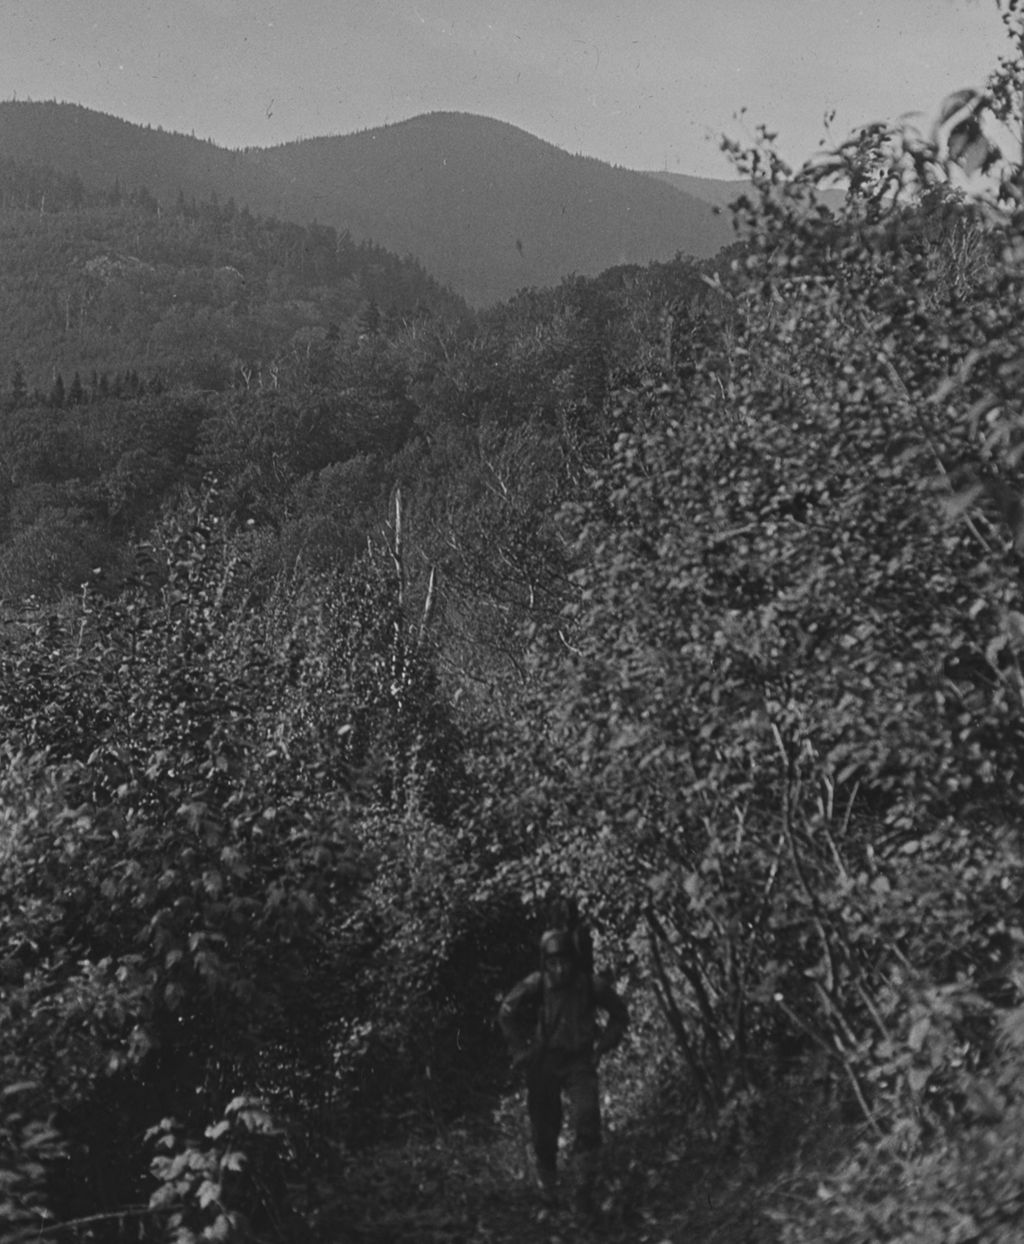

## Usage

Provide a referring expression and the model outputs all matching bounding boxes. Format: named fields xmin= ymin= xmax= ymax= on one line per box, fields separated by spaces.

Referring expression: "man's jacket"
xmin=499 ymin=969 xmax=629 ymax=1062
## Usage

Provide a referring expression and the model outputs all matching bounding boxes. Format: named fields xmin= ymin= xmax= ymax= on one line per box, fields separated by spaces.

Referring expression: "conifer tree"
xmin=10 ymin=360 xmax=27 ymax=409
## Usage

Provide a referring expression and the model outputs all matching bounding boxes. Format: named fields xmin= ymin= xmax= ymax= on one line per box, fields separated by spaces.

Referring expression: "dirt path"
xmin=330 ymin=1102 xmax=784 ymax=1243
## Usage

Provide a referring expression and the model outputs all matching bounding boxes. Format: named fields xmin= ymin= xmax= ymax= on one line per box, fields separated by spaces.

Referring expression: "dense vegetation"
xmin=5 ymin=9 xmax=1024 ymax=1241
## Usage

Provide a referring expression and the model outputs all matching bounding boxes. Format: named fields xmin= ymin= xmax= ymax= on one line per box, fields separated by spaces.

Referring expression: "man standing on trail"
xmin=498 ymin=926 xmax=629 ymax=1211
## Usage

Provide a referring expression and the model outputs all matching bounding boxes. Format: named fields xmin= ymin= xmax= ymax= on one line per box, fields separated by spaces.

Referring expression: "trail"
xmin=327 ymin=1087 xmax=785 ymax=1244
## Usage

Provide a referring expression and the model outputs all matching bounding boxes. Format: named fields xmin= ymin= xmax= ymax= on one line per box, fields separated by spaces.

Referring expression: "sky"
xmin=0 ymin=0 xmax=1011 ymax=178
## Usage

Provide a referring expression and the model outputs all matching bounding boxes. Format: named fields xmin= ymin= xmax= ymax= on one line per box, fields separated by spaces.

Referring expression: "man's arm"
xmin=498 ymin=971 xmax=543 ymax=1061
xmin=592 ymin=976 xmax=629 ymax=1056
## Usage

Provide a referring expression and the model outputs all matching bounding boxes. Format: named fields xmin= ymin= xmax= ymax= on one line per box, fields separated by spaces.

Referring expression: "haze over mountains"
xmin=0 ymin=101 xmax=738 ymax=306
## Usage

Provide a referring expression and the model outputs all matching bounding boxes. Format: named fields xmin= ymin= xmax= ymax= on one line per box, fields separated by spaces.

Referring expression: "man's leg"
xmin=526 ymin=1060 xmax=563 ymax=1200
xmin=566 ymin=1057 xmax=602 ymax=1212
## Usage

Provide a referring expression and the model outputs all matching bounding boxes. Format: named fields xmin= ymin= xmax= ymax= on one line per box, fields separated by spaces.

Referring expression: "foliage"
xmin=0 ymin=1082 xmax=63 ymax=1243
xmin=775 ymin=1000 xmax=1024 ymax=1243
xmin=0 ymin=495 xmax=482 ymax=1232
xmin=9 ymin=11 xmax=1024 ymax=1241
xmin=484 ymin=2 xmax=1024 ymax=1153
xmin=147 ymin=1097 xmax=292 ymax=1244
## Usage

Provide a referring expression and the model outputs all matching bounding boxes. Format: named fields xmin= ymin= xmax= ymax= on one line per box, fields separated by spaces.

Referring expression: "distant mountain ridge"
xmin=646 ymin=171 xmax=752 ymax=210
xmin=647 ymin=169 xmax=846 ymax=215
xmin=0 ymin=102 xmax=735 ymax=306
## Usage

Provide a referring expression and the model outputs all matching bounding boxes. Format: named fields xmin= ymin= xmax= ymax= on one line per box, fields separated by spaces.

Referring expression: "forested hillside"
xmin=0 ymin=102 xmax=734 ymax=306
xmin=0 ymin=103 xmax=310 ymax=223
xmin=4 ymin=11 xmax=1024 ymax=1243
xmin=0 ymin=153 xmax=464 ymax=393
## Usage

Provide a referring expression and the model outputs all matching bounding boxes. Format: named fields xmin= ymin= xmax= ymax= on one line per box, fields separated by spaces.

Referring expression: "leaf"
xmin=935 ymin=88 xmax=981 ymax=130
xmin=948 ymin=117 xmax=994 ymax=175
xmin=939 ymin=484 xmax=985 ymax=524
xmin=963 ymin=1077 xmax=1004 ymax=1122
xmin=999 ymin=1004 xmax=1024 ymax=1051
xmin=197 ymin=1179 xmax=221 ymax=1209
xmin=203 ymin=1213 xmax=235 ymax=1241
xmin=907 ymin=1017 xmax=930 ymax=1053
xmin=0 ymin=1081 xmax=39 ymax=1099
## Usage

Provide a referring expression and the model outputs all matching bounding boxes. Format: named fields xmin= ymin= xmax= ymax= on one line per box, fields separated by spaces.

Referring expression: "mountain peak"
xmin=249 ymin=112 xmax=733 ymax=304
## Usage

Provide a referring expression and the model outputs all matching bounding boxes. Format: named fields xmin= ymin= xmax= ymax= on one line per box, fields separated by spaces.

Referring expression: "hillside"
xmin=248 ymin=113 xmax=735 ymax=305
xmin=0 ymin=101 xmax=307 ymax=221
xmin=0 ymin=102 xmax=734 ymax=306
xmin=0 ymin=152 xmax=464 ymax=390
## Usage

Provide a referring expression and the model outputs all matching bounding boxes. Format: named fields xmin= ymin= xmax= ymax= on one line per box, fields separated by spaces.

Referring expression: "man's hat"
xmin=540 ymin=929 xmax=574 ymax=959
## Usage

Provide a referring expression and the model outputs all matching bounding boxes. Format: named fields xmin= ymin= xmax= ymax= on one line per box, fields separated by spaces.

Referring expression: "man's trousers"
xmin=526 ymin=1048 xmax=601 ymax=1173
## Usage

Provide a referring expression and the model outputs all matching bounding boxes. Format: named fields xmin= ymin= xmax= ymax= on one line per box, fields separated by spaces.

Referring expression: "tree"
xmin=9 ymin=360 xmax=27 ymax=409
xmin=48 ymin=372 xmax=65 ymax=408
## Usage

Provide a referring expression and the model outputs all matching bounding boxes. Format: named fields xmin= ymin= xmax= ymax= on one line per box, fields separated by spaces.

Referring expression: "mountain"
xmin=648 ymin=169 xmax=847 ymax=215
xmin=646 ymin=171 xmax=751 ymax=211
xmin=247 ymin=113 xmax=735 ymax=305
xmin=0 ymin=101 xmax=315 ymax=221
xmin=0 ymin=102 xmax=734 ymax=306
